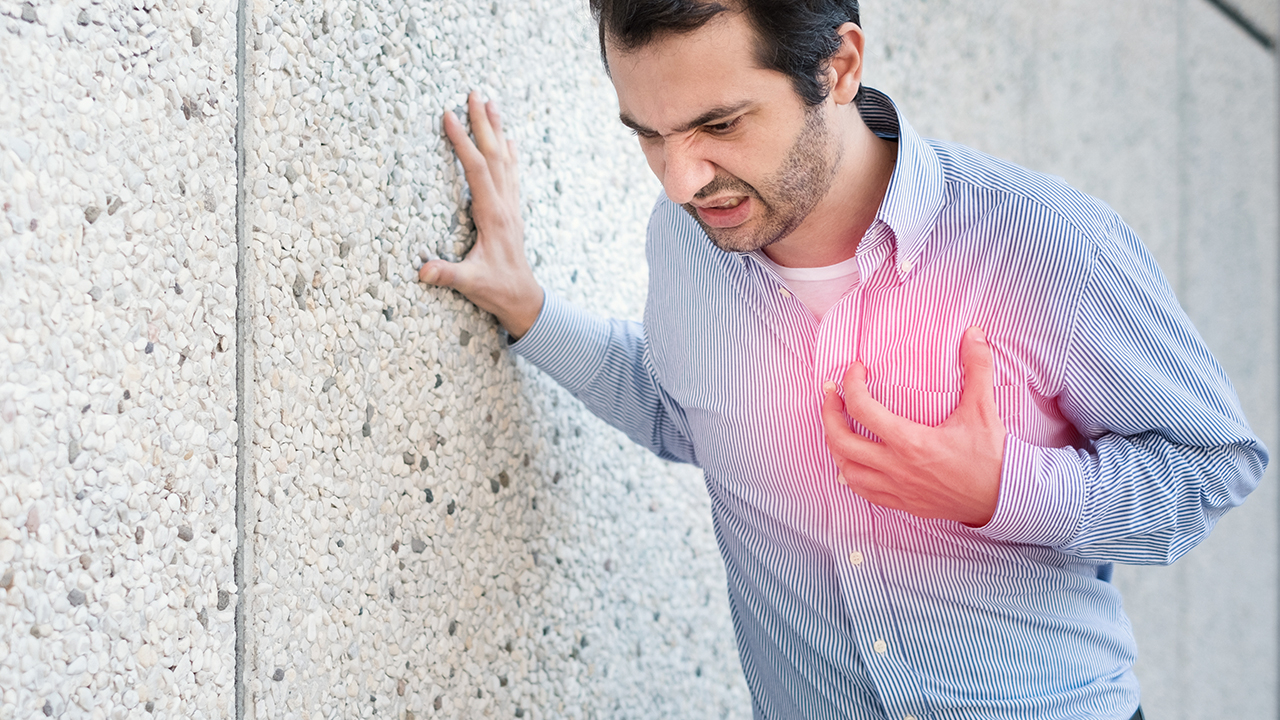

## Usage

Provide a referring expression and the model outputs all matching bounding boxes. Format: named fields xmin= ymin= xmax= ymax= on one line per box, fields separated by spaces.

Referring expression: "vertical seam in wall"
xmin=233 ymin=0 xmax=249 ymax=713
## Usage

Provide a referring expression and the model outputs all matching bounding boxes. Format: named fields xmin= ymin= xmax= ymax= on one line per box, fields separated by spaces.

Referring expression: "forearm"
xmin=511 ymin=293 xmax=696 ymax=465
xmin=982 ymin=432 xmax=1266 ymax=563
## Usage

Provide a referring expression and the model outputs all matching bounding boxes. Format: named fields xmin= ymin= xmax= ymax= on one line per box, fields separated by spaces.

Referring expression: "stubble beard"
xmin=682 ymin=105 xmax=841 ymax=254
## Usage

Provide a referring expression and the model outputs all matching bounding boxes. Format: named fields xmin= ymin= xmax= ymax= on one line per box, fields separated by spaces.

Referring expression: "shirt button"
xmin=778 ymin=287 xmax=792 ymax=298
xmin=873 ymin=639 xmax=888 ymax=655
xmin=848 ymin=550 xmax=864 ymax=566
xmin=905 ymin=716 xmax=918 ymax=720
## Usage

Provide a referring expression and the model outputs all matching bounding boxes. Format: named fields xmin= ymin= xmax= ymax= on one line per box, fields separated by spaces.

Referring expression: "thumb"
xmin=419 ymin=258 xmax=470 ymax=291
xmin=957 ymin=326 xmax=996 ymax=414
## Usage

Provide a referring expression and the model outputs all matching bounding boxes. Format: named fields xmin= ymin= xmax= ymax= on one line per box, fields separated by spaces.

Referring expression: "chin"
xmin=689 ymin=209 xmax=796 ymax=255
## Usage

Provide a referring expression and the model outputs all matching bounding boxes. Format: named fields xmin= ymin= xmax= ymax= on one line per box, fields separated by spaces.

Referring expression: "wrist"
xmin=498 ymin=284 xmax=545 ymax=340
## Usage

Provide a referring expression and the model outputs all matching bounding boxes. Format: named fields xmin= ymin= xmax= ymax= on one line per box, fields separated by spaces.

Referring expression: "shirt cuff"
xmin=975 ymin=434 xmax=1086 ymax=549
xmin=509 ymin=292 xmax=613 ymax=394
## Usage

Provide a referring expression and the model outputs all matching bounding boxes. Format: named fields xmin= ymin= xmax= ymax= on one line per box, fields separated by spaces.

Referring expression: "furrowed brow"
xmin=619 ymin=101 xmax=753 ymax=137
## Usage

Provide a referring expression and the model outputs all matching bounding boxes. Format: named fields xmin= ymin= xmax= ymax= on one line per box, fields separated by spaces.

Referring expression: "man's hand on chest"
xmin=820 ymin=325 xmax=1007 ymax=527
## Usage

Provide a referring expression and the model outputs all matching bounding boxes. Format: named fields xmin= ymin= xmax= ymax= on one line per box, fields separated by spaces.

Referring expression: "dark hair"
xmin=589 ymin=0 xmax=862 ymax=106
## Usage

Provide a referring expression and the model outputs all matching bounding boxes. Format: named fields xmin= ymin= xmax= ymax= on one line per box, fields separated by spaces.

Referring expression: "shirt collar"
xmin=856 ymin=87 xmax=946 ymax=280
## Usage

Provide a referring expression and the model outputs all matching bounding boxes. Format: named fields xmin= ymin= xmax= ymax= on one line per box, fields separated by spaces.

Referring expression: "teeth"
xmin=713 ymin=197 xmax=743 ymax=209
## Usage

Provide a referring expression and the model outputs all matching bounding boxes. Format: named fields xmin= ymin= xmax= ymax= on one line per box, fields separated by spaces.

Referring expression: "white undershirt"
xmin=753 ymin=251 xmax=861 ymax=320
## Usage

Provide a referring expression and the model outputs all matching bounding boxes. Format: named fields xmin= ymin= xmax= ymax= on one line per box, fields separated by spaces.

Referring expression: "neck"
xmin=761 ymin=110 xmax=896 ymax=269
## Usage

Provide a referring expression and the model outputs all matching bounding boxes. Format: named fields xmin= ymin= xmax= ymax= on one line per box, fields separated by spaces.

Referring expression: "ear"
xmin=826 ymin=22 xmax=865 ymax=105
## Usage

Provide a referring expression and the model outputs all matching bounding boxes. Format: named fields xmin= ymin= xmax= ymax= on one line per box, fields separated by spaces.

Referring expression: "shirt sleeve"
xmin=978 ymin=217 xmax=1269 ymax=564
xmin=509 ymin=291 xmax=698 ymax=466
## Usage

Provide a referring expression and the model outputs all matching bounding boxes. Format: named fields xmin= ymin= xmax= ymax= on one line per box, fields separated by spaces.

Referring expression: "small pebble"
xmin=22 ymin=3 xmax=37 ymax=22
xmin=322 ymin=377 xmax=336 ymax=392
xmin=402 ymin=451 xmax=415 ymax=466
xmin=424 ymin=489 xmax=433 ymax=503
xmin=191 ymin=26 xmax=202 ymax=46
xmin=217 ymin=590 xmax=230 ymax=611
xmin=410 ymin=538 xmax=426 ymax=553
xmin=84 ymin=206 xmax=102 ymax=224
xmin=68 ymin=589 xmax=86 ymax=606
xmin=178 ymin=525 xmax=193 ymax=541
xmin=272 ymin=668 xmax=284 ymax=681
xmin=459 ymin=330 xmax=472 ymax=346
xmin=42 ymin=701 xmax=52 ymax=716
xmin=68 ymin=439 xmax=80 ymax=464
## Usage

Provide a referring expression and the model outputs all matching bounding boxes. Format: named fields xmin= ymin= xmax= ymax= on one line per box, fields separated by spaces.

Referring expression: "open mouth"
xmin=693 ymin=196 xmax=752 ymax=228
xmin=704 ymin=197 xmax=745 ymax=209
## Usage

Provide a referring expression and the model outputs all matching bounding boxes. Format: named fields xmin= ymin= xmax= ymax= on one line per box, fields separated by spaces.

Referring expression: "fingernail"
xmin=822 ymin=381 xmax=837 ymax=394
xmin=836 ymin=473 xmax=847 ymax=486
xmin=420 ymin=266 xmax=438 ymax=284
xmin=972 ymin=327 xmax=986 ymax=343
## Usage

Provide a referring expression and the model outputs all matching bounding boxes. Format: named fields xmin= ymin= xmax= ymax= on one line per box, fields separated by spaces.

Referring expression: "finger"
xmin=486 ymin=100 xmax=507 ymax=151
xmin=821 ymin=381 xmax=889 ymax=466
xmin=833 ymin=457 xmax=906 ymax=509
xmin=468 ymin=92 xmax=502 ymax=158
xmin=443 ymin=110 xmax=496 ymax=183
xmin=419 ymin=258 xmax=473 ymax=292
xmin=957 ymin=326 xmax=997 ymax=417
xmin=840 ymin=362 xmax=917 ymax=439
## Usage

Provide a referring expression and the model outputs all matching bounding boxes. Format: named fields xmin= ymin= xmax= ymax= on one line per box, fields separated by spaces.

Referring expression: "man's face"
xmin=608 ymin=11 xmax=842 ymax=254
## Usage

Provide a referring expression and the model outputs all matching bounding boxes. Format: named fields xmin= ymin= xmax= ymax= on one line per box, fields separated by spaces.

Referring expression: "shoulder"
xmin=928 ymin=138 xmax=1124 ymax=248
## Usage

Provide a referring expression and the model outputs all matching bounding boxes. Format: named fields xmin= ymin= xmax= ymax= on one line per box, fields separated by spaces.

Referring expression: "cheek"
xmin=640 ymin=143 xmax=665 ymax=183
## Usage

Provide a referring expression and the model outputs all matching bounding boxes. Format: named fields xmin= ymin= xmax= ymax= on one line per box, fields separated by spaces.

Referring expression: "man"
xmin=419 ymin=1 xmax=1268 ymax=718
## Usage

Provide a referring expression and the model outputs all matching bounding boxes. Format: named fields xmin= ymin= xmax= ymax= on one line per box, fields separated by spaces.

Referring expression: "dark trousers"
xmin=1131 ymin=707 xmax=1145 ymax=720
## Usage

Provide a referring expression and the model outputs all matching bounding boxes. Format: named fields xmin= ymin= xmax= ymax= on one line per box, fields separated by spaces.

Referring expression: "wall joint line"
xmin=233 ymin=0 xmax=250 ymax=714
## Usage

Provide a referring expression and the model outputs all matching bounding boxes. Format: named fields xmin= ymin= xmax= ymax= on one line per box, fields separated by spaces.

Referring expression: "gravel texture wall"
xmin=2 ymin=0 xmax=1277 ymax=719
xmin=239 ymin=0 xmax=746 ymax=717
xmin=0 ymin=0 xmax=241 ymax=716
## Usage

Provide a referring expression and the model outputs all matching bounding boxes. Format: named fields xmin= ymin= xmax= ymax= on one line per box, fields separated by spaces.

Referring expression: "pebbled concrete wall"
xmin=2 ymin=0 xmax=1276 ymax=719
xmin=0 ymin=0 xmax=241 ymax=716
xmin=239 ymin=0 xmax=746 ymax=717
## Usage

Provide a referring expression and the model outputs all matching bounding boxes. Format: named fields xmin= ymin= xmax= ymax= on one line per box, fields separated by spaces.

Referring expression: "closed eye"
xmin=704 ymin=116 xmax=743 ymax=135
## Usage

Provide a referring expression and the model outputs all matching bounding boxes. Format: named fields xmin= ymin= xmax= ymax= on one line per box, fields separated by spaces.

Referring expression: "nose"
xmin=658 ymin=139 xmax=716 ymax=206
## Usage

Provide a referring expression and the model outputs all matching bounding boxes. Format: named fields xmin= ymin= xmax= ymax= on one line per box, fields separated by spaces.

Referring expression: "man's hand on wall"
xmin=419 ymin=92 xmax=545 ymax=340
xmin=820 ymin=326 xmax=1006 ymax=527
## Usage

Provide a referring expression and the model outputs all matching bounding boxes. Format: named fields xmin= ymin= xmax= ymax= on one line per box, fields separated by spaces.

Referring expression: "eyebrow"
xmin=619 ymin=100 xmax=753 ymax=136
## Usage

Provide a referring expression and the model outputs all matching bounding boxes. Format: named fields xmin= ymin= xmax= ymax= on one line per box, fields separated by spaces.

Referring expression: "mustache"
xmin=692 ymin=174 xmax=761 ymax=202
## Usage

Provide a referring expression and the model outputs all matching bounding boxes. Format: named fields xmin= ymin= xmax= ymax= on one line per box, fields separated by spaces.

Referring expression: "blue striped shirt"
xmin=511 ymin=88 xmax=1267 ymax=719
